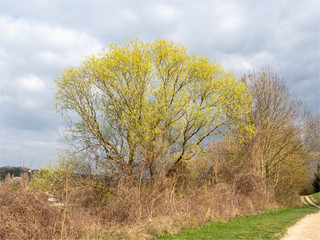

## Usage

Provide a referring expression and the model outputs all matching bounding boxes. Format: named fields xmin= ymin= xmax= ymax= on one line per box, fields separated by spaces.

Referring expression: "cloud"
xmin=0 ymin=13 xmax=103 ymax=167
xmin=151 ymin=3 xmax=180 ymax=24
xmin=0 ymin=0 xmax=319 ymax=168
xmin=1 ymin=127 xmax=64 ymax=168
xmin=18 ymin=75 xmax=46 ymax=92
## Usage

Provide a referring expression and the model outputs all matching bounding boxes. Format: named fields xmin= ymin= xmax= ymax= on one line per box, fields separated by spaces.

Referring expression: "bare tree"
xmin=240 ymin=68 xmax=317 ymax=201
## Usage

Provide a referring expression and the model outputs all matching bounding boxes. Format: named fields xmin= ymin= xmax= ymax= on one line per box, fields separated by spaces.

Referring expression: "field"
xmin=159 ymin=207 xmax=318 ymax=240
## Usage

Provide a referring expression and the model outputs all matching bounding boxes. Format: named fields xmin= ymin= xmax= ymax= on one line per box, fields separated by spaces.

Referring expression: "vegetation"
xmin=0 ymin=173 xmax=102 ymax=239
xmin=309 ymin=192 xmax=320 ymax=205
xmin=0 ymin=166 xmax=274 ymax=239
xmin=0 ymin=166 xmax=32 ymax=180
xmin=311 ymin=163 xmax=320 ymax=193
xmin=159 ymin=207 xmax=318 ymax=240
xmin=240 ymin=70 xmax=318 ymax=204
xmin=54 ymin=39 xmax=253 ymax=178
xmin=1 ymin=39 xmax=319 ymax=239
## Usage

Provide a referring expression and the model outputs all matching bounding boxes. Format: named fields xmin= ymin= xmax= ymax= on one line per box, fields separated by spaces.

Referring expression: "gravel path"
xmin=281 ymin=211 xmax=320 ymax=240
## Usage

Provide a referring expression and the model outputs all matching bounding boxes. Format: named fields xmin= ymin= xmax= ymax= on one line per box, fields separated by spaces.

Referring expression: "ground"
xmin=281 ymin=211 xmax=320 ymax=240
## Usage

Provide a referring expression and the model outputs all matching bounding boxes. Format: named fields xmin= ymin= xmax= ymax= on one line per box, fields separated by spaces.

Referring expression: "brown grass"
xmin=94 ymin=172 xmax=275 ymax=239
xmin=0 ymin=171 xmax=276 ymax=239
xmin=0 ymin=174 xmax=102 ymax=239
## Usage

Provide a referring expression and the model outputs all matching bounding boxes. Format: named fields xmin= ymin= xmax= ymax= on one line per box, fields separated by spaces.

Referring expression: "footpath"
xmin=281 ymin=210 xmax=320 ymax=240
xmin=281 ymin=196 xmax=320 ymax=240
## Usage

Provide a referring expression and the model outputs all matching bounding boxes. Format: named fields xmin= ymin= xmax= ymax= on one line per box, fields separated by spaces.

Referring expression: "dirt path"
xmin=304 ymin=196 xmax=320 ymax=209
xmin=281 ymin=211 xmax=320 ymax=240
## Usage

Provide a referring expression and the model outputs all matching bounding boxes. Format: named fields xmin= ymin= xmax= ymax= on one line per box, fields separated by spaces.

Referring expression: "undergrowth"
xmin=0 ymin=168 xmax=278 ymax=239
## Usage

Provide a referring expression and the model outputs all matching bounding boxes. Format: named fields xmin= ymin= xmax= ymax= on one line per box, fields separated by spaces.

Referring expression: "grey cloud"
xmin=1 ymin=127 xmax=64 ymax=168
xmin=0 ymin=0 xmax=319 ymax=167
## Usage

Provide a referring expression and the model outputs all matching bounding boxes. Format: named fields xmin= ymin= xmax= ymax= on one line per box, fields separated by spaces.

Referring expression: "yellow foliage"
xmin=54 ymin=39 xmax=253 ymax=175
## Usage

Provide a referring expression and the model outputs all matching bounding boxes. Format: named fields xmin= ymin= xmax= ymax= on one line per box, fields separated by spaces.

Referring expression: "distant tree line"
xmin=0 ymin=166 xmax=33 ymax=180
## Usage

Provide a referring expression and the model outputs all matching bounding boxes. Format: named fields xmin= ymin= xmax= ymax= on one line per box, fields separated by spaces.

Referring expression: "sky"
xmin=0 ymin=0 xmax=319 ymax=168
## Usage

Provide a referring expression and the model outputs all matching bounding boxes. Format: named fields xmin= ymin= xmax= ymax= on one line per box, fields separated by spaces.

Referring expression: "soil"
xmin=281 ymin=210 xmax=320 ymax=240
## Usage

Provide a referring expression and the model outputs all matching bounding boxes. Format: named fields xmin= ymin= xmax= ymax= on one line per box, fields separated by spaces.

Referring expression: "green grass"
xmin=158 ymin=207 xmax=318 ymax=240
xmin=309 ymin=192 xmax=320 ymax=205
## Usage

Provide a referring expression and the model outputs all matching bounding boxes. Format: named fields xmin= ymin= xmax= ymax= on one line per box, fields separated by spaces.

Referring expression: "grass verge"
xmin=309 ymin=192 xmax=320 ymax=205
xmin=158 ymin=207 xmax=318 ymax=240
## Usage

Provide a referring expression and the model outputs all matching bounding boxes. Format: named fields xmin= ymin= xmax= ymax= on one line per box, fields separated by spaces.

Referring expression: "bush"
xmin=0 ymin=175 xmax=102 ymax=239
xmin=1 ymin=154 xmax=276 ymax=239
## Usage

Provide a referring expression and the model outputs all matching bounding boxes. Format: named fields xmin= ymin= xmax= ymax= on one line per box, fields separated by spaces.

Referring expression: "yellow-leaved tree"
xmin=54 ymin=39 xmax=253 ymax=178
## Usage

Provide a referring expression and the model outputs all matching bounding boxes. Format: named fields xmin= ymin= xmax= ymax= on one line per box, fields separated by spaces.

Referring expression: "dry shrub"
xmin=67 ymin=181 xmax=111 ymax=209
xmin=208 ymin=163 xmax=236 ymax=184
xmin=97 ymin=176 xmax=176 ymax=224
xmin=185 ymin=173 xmax=271 ymax=225
xmin=0 ymin=176 xmax=102 ymax=239
xmin=93 ymin=171 xmax=275 ymax=239
xmin=1 ymin=169 xmax=276 ymax=239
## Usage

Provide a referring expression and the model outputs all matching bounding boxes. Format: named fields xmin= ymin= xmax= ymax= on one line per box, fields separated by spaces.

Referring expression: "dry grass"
xmin=0 ymin=174 xmax=103 ymax=239
xmin=95 ymin=172 xmax=275 ymax=239
xmin=0 ymin=171 xmax=276 ymax=239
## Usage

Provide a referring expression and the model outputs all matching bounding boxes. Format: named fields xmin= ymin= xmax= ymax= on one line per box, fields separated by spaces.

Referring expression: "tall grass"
xmin=0 ymin=173 xmax=102 ymax=239
xmin=0 ymin=170 xmax=276 ymax=239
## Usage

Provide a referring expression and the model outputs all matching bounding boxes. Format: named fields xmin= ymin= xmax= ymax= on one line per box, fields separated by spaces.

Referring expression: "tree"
xmin=54 ymin=39 xmax=253 ymax=178
xmin=240 ymin=68 xmax=317 ymax=201
xmin=312 ymin=163 xmax=320 ymax=193
xmin=306 ymin=115 xmax=320 ymax=193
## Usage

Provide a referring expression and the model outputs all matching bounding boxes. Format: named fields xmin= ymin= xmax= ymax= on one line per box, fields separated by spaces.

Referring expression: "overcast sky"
xmin=0 ymin=0 xmax=319 ymax=168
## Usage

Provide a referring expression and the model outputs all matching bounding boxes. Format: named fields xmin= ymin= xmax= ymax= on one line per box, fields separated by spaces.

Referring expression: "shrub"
xmin=0 ymin=176 xmax=102 ymax=239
